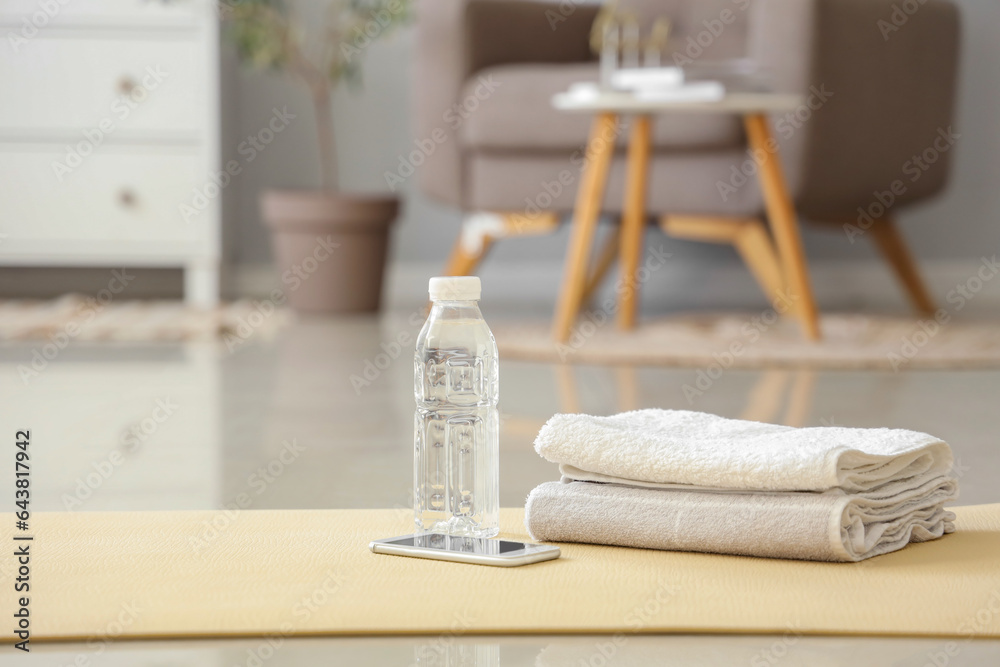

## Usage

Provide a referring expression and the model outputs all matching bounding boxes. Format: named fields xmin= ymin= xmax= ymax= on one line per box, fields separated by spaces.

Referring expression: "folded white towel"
xmin=535 ymin=409 xmax=953 ymax=493
xmin=525 ymin=476 xmax=958 ymax=562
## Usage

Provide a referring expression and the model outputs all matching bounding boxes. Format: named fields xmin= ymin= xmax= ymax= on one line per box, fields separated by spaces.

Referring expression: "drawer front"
xmin=0 ymin=37 xmax=204 ymax=135
xmin=0 ymin=148 xmax=208 ymax=245
xmin=0 ymin=0 xmax=202 ymax=27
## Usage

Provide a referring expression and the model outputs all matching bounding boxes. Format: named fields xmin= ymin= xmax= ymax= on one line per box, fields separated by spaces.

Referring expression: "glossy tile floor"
xmin=3 ymin=310 xmax=999 ymax=665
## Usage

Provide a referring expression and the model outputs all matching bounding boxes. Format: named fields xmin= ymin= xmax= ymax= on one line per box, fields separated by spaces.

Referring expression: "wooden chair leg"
xmin=618 ymin=115 xmax=653 ymax=330
xmin=553 ymin=112 xmax=618 ymax=342
xmin=744 ymin=113 xmax=821 ymax=341
xmin=443 ymin=211 xmax=560 ymax=277
xmin=504 ymin=211 xmax=560 ymax=238
xmin=443 ymin=233 xmax=493 ymax=276
xmin=869 ymin=217 xmax=936 ymax=316
xmin=581 ymin=229 xmax=620 ymax=305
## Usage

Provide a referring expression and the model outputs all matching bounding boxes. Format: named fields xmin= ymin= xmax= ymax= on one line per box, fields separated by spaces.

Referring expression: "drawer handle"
xmin=117 ymin=76 xmax=138 ymax=96
xmin=118 ymin=189 xmax=138 ymax=208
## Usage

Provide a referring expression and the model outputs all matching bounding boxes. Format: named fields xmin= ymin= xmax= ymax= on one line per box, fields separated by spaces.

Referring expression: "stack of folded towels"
xmin=525 ymin=409 xmax=959 ymax=562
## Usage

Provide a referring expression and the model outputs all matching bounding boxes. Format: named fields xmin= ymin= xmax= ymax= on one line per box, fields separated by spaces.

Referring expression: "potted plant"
xmin=227 ymin=0 xmax=410 ymax=313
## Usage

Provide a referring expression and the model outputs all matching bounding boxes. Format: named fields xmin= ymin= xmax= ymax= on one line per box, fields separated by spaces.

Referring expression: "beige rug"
xmin=494 ymin=313 xmax=1000 ymax=370
xmin=0 ymin=294 xmax=291 ymax=343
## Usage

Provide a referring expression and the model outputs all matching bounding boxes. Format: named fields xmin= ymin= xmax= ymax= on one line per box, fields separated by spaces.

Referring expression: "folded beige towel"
xmin=525 ymin=477 xmax=959 ymax=562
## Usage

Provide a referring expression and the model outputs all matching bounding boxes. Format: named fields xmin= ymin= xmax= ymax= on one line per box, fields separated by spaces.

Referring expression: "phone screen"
xmin=386 ymin=535 xmax=529 ymax=554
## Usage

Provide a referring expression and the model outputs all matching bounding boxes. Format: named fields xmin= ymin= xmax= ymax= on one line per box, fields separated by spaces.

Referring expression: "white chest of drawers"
xmin=0 ymin=0 xmax=221 ymax=306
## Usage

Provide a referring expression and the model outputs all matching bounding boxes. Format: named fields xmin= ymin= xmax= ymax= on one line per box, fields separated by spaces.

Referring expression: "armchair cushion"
xmin=457 ymin=63 xmax=744 ymax=153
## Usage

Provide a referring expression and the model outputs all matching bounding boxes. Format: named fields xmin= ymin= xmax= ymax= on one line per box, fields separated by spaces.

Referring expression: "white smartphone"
xmin=369 ymin=533 xmax=560 ymax=567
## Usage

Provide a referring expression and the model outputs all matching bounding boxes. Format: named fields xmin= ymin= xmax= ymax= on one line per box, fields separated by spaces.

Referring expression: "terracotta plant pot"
xmin=260 ymin=189 xmax=398 ymax=313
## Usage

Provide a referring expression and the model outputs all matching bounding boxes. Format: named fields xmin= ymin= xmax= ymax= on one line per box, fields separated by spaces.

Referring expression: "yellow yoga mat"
xmin=4 ymin=505 xmax=1000 ymax=642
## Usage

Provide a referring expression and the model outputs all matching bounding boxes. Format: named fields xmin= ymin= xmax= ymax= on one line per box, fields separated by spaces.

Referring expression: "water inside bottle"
xmin=414 ymin=309 xmax=499 ymax=538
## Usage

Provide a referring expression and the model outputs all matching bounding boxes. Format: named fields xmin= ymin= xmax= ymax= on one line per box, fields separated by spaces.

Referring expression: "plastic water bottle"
xmin=414 ymin=276 xmax=499 ymax=538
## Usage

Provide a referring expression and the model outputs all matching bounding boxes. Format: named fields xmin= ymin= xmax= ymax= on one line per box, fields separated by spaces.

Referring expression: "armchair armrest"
xmin=413 ymin=0 xmax=599 ymax=207
xmin=797 ymin=0 xmax=961 ymax=219
xmin=464 ymin=0 xmax=598 ymax=74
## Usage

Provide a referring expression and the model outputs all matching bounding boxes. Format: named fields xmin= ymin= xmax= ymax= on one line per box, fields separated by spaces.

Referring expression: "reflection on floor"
xmin=3 ymin=313 xmax=998 ymax=662
xmin=505 ymin=366 xmax=819 ymax=442
xmin=3 ymin=315 xmax=997 ymax=512
xmin=20 ymin=633 xmax=1000 ymax=666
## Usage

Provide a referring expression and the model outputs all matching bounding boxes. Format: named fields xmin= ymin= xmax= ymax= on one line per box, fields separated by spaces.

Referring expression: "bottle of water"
xmin=414 ymin=276 xmax=499 ymax=538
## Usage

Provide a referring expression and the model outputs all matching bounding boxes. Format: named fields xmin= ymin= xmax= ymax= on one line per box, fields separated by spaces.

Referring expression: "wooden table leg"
xmin=618 ymin=115 xmax=653 ymax=330
xmin=552 ymin=112 xmax=618 ymax=342
xmin=743 ymin=113 xmax=821 ymax=341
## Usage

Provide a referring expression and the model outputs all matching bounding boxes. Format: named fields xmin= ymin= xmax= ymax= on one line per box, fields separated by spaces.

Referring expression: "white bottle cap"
xmin=429 ymin=276 xmax=481 ymax=301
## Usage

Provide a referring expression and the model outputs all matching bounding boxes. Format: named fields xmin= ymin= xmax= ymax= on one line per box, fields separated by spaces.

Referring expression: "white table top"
xmin=552 ymin=89 xmax=804 ymax=114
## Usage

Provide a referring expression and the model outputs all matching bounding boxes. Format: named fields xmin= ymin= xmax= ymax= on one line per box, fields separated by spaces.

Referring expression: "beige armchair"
xmin=413 ymin=0 xmax=960 ymax=335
